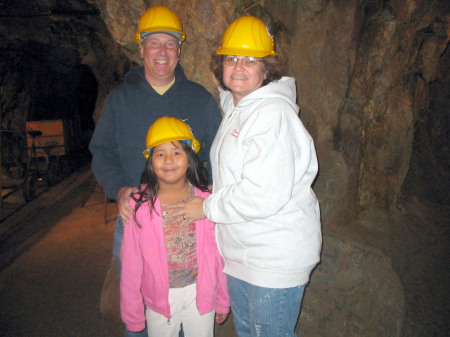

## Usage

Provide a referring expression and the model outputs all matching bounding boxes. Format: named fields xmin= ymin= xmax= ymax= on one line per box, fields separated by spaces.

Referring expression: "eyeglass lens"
xmin=224 ymin=57 xmax=259 ymax=67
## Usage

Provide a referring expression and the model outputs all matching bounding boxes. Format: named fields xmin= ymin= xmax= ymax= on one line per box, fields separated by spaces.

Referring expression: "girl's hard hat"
xmin=143 ymin=117 xmax=201 ymax=159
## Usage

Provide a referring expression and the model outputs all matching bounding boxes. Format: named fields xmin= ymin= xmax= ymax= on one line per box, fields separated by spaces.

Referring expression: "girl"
xmin=120 ymin=117 xmax=229 ymax=337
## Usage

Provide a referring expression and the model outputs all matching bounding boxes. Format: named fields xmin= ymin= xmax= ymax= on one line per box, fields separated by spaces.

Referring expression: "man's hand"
xmin=215 ymin=312 xmax=228 ymax=324
xmin=117 ymin=186 xmax=138 ymax=223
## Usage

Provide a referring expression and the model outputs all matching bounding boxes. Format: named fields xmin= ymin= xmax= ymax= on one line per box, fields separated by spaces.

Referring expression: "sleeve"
xmin=198 ymin=189 xmax=230 ymax=313
xmin=89 ymin=95 xmax=127 ymax=199
xmin=120 ymin=200 xmax=146 ymax=332
xmin=204 ymin=101 xmax=314 ymax=224
xmin=206 ymin=215 xmax=230 ymax=313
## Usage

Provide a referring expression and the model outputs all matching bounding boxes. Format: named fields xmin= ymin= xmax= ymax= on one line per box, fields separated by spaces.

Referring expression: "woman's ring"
xmin=183 ymin=215 xmax=186 ymax=220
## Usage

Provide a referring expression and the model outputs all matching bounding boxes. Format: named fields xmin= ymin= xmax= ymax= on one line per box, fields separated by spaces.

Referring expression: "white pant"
xmin=145 ymin=283 xmax=215 ymax=337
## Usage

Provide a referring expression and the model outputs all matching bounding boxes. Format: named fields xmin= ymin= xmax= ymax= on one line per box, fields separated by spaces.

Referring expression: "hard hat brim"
xmin=216 ymin=46 xmax=276 ymax=58
xmin=137 ymin=31 xmax=185 ymax=45
xmin=141 ymin=30 xmax=185 ymax=42
xmin=143 ymin=138 xmax=201 ymax=159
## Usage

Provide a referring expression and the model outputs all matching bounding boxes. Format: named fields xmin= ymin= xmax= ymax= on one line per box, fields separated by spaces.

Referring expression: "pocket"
xmin=216 ymin=226 xmax=247 ymax=266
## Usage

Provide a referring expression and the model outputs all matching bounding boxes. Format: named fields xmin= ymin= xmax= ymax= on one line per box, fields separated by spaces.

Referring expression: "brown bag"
xmin=100 ymin=256 xmax=121 ymax=322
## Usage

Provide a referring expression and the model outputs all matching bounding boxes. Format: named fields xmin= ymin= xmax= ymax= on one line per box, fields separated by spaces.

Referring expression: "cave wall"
xmin=1 ymin=0 xmax=449 ymax=335
xmin=265 ymin=0 xmax=448 ymax=230
xmin=2 ymin=0 xmax=447 ymax=223
xmin=93 ymin=1 xmax=447 ymax=335
xmin=94 ymin=1 xmax=448 ymax=335
xmin=93 ymin=0 xmax=448 ymax=227
xmin=0 ymin=0 xmax=134 ymax=168
xmin=401 ymin=35 xmax=450 ymax=207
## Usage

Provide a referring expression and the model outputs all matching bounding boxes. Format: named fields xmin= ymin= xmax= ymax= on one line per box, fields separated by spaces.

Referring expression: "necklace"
xmin=161 ymin=182 xmax=193 ymax=224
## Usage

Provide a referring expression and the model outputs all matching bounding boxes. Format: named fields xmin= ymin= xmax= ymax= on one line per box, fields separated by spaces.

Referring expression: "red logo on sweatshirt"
xmin=230 ymin=129 xmax=240 ymax=138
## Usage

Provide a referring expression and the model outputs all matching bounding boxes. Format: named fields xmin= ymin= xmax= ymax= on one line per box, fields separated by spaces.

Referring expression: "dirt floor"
xmin=0 ymin=168 xmax=236 ymax=337
xmin=0 ymin=170 xmax=124 ymax=336
xmin=388 ymin=198 xmax=450 ymax=337
xmin=0 ymin=166 xmax=448 ymax=336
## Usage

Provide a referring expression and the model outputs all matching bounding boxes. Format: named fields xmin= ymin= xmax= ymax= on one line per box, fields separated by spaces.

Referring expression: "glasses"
xmin=223 ymin=56 xmax=261 ymax=67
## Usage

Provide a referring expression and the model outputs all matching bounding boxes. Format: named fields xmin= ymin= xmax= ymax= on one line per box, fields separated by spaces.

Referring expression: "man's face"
xmin=140 ymin=33 xmax=181 ymax=86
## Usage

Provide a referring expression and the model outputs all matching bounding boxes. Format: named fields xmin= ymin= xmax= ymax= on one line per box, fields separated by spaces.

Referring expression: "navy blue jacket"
xmin=89 ymin=64 xmax=222 ymax=199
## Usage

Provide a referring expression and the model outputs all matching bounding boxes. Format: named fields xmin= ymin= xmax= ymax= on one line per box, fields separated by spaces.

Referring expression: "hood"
xmin=220 ymin=76 xmax=299 ymax=114
xmin=123 ymin=66 xmax=146 ymax=86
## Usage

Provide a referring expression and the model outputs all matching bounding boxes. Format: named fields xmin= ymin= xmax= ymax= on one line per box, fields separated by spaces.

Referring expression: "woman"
xmin=168 ymin=16 xmax=322 ymax=337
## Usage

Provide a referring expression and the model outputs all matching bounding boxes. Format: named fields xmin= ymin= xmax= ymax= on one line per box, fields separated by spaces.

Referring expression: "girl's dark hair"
xmin=210 ymin=54 xmax=284 ymax=91
xmin=131 ymin=141 xmax=209 ymax=226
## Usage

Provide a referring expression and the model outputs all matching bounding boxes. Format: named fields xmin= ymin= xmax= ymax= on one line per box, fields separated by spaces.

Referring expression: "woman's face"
xmin=222 ymin=55 xmax=265 ymax=105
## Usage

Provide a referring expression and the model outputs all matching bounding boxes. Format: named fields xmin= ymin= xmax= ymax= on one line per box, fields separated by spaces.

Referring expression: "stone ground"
xmin=0 ymin=168 xmax=124 ymax=336
xmin=0 ymin=166 xmax=448 ymax=336
xmin=388 ymin=198 xmax=449 ymax=337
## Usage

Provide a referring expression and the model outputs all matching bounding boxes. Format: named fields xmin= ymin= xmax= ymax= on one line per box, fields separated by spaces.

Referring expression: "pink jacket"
xmin=120 ymin=187 xmax=230 ymax=332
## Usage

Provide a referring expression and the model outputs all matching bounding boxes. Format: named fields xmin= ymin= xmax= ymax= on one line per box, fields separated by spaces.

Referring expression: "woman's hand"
xmin=165 ymin=196 xmax=206 ymax=226
xmin=117 ymin=186 xmax=138 ymax=223
xmin=215 ymin=312 xmax=228 ymax=324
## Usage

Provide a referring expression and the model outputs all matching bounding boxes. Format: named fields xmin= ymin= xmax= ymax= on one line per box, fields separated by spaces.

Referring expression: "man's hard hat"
xmin=135 ymin=6 xmax=186 ymax=45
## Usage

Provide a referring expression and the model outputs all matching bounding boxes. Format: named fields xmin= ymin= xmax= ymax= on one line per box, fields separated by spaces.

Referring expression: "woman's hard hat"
xmin=135 ymin=6 xmax=186 ymax=45
xmin=216 ymin=16 xmax=276 ymax=57
xmin=143 ymin=117 xmax=201 ymax=159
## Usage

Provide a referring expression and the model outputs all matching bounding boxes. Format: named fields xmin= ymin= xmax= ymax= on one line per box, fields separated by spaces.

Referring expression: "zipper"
xmin=224 ymin=106 xmax=237 ymax=129
xmin=215 ymin=106 xmax=238 ymax=168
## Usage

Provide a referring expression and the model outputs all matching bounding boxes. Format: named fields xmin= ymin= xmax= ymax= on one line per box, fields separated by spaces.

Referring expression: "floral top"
xmin=161 ymin=184 xmax=198 ymax=288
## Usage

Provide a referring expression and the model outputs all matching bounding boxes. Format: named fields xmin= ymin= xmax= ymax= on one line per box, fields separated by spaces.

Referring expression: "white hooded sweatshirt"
xmin=204 ymin=77 xmax=322 ymax=288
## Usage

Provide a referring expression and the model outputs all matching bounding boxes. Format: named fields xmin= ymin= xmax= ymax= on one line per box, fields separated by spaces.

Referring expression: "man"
xmin=89 ymin=6 xmax=222 ymax=337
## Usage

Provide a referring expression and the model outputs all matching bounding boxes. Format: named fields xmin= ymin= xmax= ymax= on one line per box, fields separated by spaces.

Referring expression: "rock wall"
xmin=93 ymin=1 xmax=447 ymax=335
xmin=3 ymin=2 xmax=446 ymax=222
xmin=94 ymin=0 xmax=449 ymax=228
xmin=0 ymin=1 xmax=134 ymax=166
xmin=214 ymin=231 xmax=405 ymax=337
xmin=299 ymin=231 xmax=405 ymax=336
xmin=1 ymin=0 xmax=448 ymax=335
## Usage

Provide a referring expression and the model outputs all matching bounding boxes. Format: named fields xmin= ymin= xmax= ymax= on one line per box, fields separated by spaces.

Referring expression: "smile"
xmin=231 ymin=75 xmax=247 ymax=80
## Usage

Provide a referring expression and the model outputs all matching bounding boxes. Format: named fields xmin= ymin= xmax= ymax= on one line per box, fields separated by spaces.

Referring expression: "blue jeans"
xmin=227 ymin=275 xmax=306 ymax=337
xmin=114 ymin=216 xmax=185 ymax=337
xmin=113 ymin=215 xmax=124 ymax=280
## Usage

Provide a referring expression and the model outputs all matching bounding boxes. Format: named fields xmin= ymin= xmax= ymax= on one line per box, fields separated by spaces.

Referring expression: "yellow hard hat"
xmin=143 ymin=117 xmax=201 ymax=159
xmin=135 ymin=6 xmax=186 ymax=45
xmin=216 ymin=16 xmax=276 ymax=57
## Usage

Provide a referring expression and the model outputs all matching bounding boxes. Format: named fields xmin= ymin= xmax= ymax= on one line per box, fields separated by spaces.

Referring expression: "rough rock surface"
xmin=91 ymin=0 xmax=450 ymax=227
xmin=1 ymin=0 xmax=449 ymax=336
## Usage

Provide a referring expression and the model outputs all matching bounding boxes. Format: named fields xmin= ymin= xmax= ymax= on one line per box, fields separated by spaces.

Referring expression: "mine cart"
xmin=22 ymin=120 xmax=76 ymax=201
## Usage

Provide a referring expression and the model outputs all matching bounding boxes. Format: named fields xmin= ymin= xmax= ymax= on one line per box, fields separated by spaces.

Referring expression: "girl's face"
xmin=151 ymin=141 xmax=188 ymax=187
